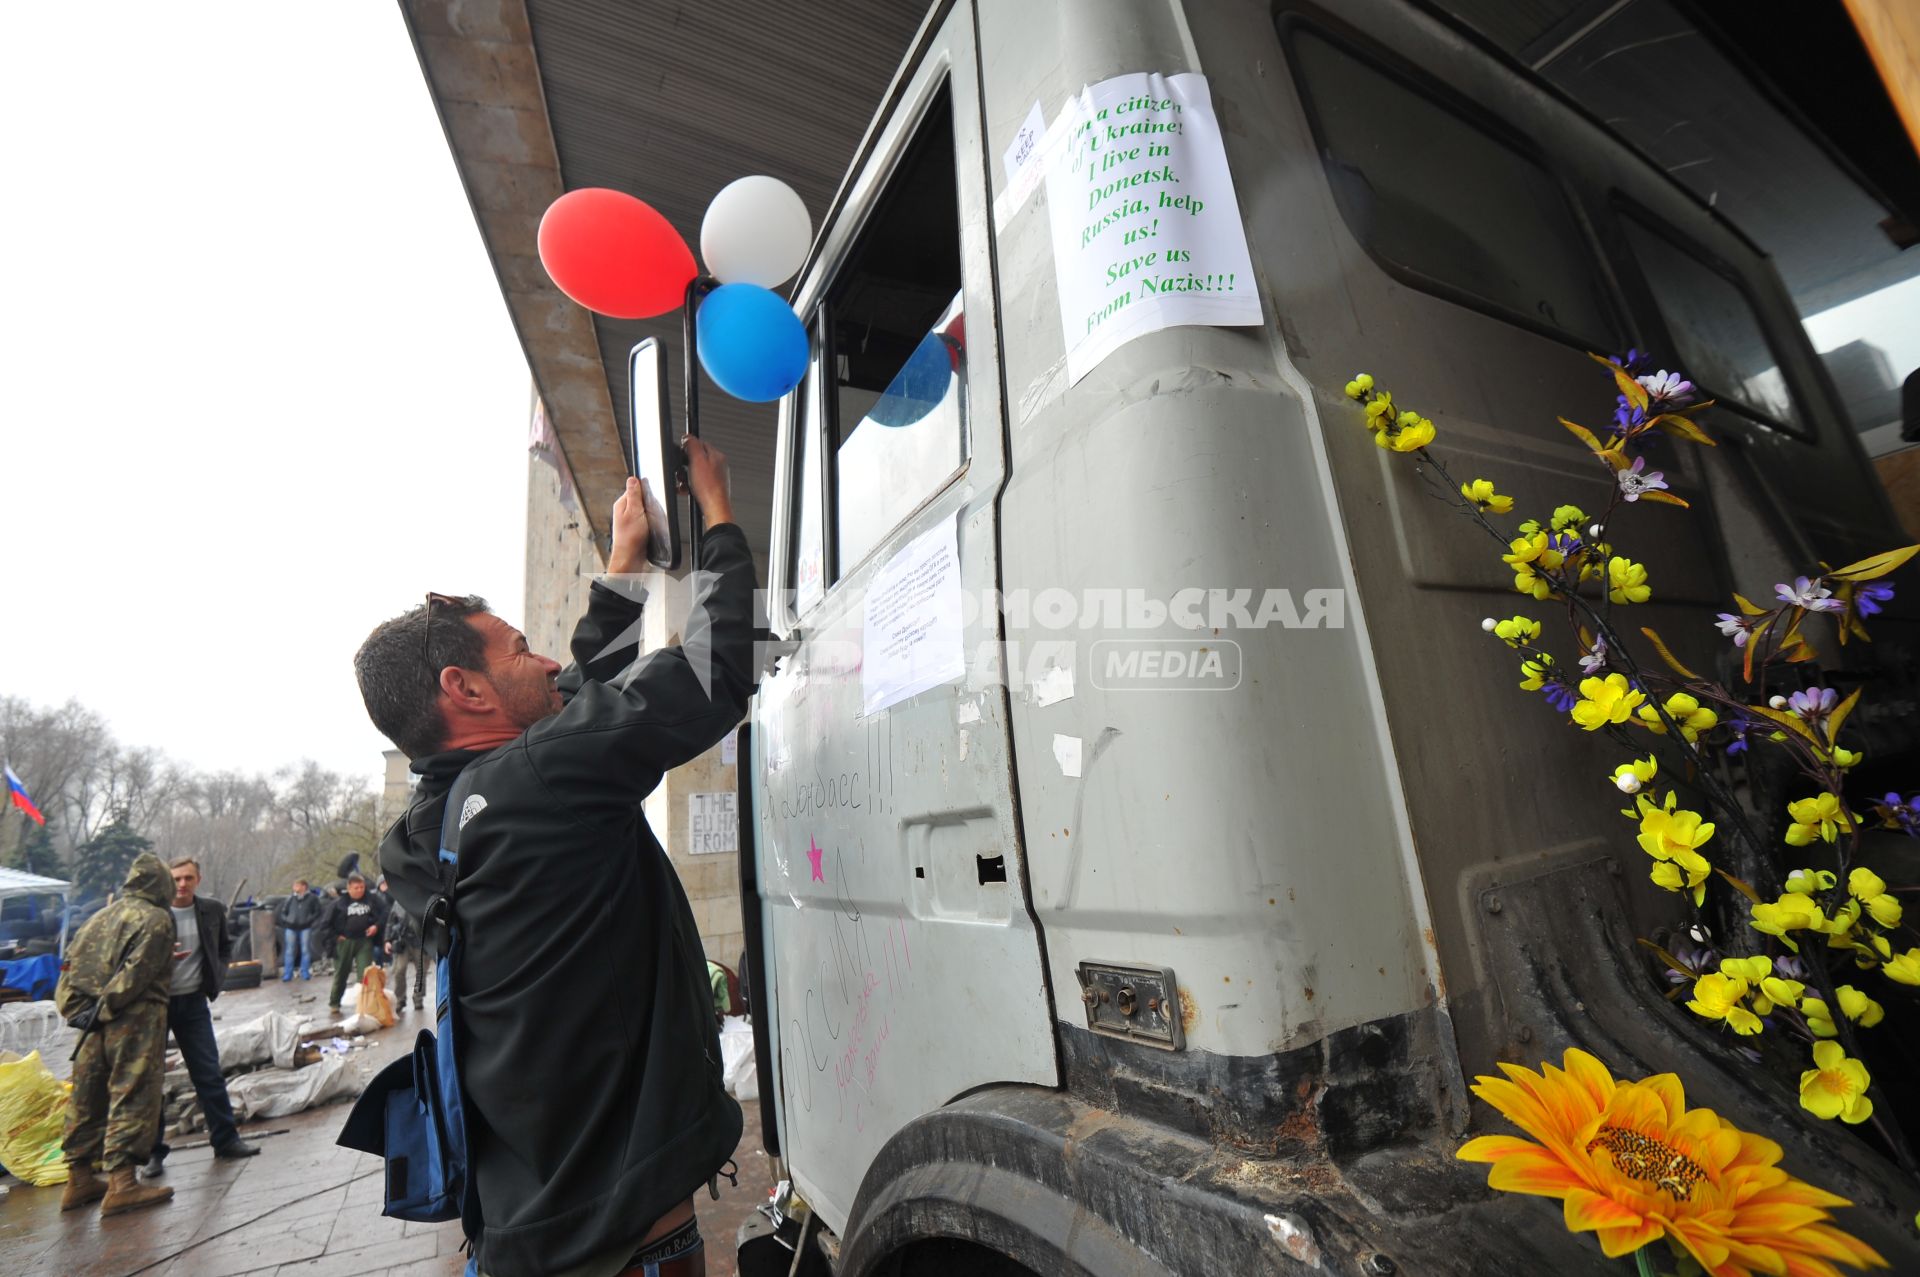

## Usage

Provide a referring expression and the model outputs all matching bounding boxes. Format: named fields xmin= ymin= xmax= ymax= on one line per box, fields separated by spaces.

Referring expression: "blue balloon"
xmin=867 ymin=331 xmax=956 ymax=428
xmin=696 ymin=283 xmax=808 ymax=402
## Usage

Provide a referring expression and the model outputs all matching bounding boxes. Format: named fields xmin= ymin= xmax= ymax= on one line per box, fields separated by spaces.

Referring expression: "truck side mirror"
xmin=1903 ymin=367 xmax=1919 ymax=444
xmin=628 ymin=337 xmax=684 ymax=570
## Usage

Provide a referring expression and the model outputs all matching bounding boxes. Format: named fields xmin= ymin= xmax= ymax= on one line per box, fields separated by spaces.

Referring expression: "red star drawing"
xmin=807 ymin=836 xmax=825 ymax=882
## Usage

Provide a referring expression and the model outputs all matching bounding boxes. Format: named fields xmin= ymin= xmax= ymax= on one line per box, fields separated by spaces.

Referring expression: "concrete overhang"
xmin=400 ymin=0 xmax=929 ymax=557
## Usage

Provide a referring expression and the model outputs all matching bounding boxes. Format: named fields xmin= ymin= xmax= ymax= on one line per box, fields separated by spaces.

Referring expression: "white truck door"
xmin=749 ymin=2 xmax=1056 ymax=1234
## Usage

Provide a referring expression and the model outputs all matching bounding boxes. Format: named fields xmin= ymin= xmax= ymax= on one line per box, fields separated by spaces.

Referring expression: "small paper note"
xmin=1053 ymin=733 xmax=1083 ymax=778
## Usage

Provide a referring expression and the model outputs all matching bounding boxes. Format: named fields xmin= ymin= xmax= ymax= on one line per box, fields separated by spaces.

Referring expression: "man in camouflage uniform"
xmin=54 ymin=852 xmax=178 ymax=1215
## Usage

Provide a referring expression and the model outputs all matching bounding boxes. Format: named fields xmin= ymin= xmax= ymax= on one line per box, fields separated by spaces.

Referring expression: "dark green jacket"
xmin=55 ymin=852 xmax=175 ymax=1022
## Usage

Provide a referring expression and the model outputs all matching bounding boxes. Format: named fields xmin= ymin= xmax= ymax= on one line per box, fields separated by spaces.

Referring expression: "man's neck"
xmin=438 ymin=725 xmax=522 ymax=754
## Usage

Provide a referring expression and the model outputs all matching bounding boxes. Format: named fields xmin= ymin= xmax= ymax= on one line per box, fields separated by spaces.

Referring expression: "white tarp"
xmin=226 ymin=1054 xmax=356 ymax=1120
xmin=720 ymin=1015 xmax=757 ymax=1102
xmin=214 ymin=1010 xmax=304 ymax=1071
xmin=0 ymin=1003 xmax=75 ymax=1080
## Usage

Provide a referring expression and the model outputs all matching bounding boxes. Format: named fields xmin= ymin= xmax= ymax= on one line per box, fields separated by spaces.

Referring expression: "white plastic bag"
xmin=720 ymin=1015 xmax=757 ymax=1102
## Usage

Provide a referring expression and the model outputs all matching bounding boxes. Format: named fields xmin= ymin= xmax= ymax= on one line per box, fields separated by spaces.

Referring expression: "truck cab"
xmin=742 ymin=1 xmax=1916 ymax=1271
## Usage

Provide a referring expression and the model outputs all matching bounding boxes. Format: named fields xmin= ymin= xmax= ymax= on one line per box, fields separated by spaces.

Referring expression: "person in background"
xmin=275 ymin=878 xmax=323 ymax=981
xmin=384 ymin=899 xmax=428 ymax=1012
xmin=140 ymin=858 xmax=260 ymax=1177
xmin=54 ymin=853 xmax=177 ymax=1216
xmin=311 ymin=885 xmax=340 ymax=977
xmin=371 ymin=874 xmax=395 ymax=967
xmin=327 ymin=873 xmax=386 ymax=1014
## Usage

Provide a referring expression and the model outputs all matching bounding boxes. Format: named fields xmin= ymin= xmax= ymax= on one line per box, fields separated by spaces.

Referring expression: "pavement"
xmin=0 ymin=967 xmax=775 ymax=1277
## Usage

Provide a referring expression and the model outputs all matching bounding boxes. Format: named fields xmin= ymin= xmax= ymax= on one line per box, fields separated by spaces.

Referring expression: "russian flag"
xmin=5 ymin=764 xmax=45 ymax=826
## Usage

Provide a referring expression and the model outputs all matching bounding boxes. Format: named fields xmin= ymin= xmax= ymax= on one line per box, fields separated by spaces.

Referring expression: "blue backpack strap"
xmin=429 ymin=768 xmax=485 ymax=1241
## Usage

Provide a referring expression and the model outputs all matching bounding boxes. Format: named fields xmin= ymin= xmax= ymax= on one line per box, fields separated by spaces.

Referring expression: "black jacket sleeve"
xmin=523 ymin=523 xmax=758 ymax=831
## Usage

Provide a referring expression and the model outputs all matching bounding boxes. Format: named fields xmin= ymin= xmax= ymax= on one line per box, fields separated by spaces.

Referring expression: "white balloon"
xmin=700 ymin=176 xmax=812 ymax=288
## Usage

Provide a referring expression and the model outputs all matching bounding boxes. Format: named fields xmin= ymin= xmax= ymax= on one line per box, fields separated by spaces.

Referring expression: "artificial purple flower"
xmin=1723 ymin=713 xmax=1753 ymax=755
xmin=1549 ymin=530 xmax=1584 ymax=557
xmin=1773 ymin=954 xmax=1808 ymax=981
xmin=1617 ymin=455 xmax=1669 ymax=502
xmin=1878 ymin=792 xmax=1920 ymax=837
xmin=1856 ymin=582 xmax=1895 ymax=617
xmin=1775 ymin=576 xmax=1842 ymax=613
xmin=1786 ymin=686 xmax=1838 ymax=726
xmin=1714 ymin=612 xmax=1756 ymax=648
xmin=1579 ymin=636 xmax=1608 ymax=675
xmin=1614 ymin=348 xmax=1648 ymax=375
xmin=1611 ymin=401 xmax=1648 ymax=437
xmin=1541 ymin=678 xmax=1580 ymax=713
xmin=1637 ymin=369 xmax=1695 ymax=405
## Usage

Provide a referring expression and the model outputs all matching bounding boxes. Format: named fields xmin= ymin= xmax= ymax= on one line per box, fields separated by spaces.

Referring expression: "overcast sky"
xmin=0 ymin=4 xmax=531 ymax=786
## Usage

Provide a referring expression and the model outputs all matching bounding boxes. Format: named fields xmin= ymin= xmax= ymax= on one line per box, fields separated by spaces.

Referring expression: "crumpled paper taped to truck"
xmin=0 ymin=1049 xmax=72 ymax=1186
xmin=214 ymin=1010 xmax=304 ymax=1071
xmin=226 ymin=1053 xmax=356 ymax=1120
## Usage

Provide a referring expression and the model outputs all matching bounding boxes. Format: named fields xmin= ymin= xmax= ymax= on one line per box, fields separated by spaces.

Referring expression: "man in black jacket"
xmin=275 ymin=878 xmax=323 ymax=981
xmin=351 ymin=437 xmax=752 ymax=1277
xmin=140 ymin=857 xmax=259 ymax=1177
xmin=327 ymin=873 xmax=386 ymax=1013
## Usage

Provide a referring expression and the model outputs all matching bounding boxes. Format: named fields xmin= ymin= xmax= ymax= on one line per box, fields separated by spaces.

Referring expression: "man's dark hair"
xmin=354 ymin=594 xmax=490 ymax=758
xmin=348 ymin=872 xmax=367 ymax=885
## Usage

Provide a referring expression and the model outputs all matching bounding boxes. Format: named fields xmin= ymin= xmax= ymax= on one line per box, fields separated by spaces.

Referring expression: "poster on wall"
xmin=688 ymin=791 xmax=738 ymax=855
xmin=1041 ymin=71 xmax=1262 ymax=384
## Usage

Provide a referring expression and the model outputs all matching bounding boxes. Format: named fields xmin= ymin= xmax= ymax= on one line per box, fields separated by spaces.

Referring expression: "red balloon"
xmin=537 ymin=189 xmax=696 ymax=320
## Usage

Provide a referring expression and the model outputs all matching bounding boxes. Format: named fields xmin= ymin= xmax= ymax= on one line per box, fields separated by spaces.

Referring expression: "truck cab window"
xmin=1285 ymin=25 xmax=1619 ymax=350
xmin=1620 ymin=214 xmax=1806 ymax=436
xmin=826 ymin=86 xmax=967 ymax=578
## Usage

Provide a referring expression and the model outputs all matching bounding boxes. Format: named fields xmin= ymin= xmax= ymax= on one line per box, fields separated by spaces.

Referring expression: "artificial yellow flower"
xmin=1829 ymin=746 xmax=1863 ymax=769
xmin=1833 ymin=985 xmax=1883 ymax=1029
xmin=1376 ymin=409 xmax=1436 ymax=452
xmin=1634 ymin=794 xmax=1715 ymax=906
xmin=1519 ymin=657 xmax=1553 ymax=691
xmin=1461 ymin=478 xmax=1514 ymax=514
xmin=1802 ymin=996 xmax=1838 ymax=1038
xmin=1650 ymin=855 xmax=1711 ymax=906
xmin=1749 ymin=892 xmax=1827 ymax=951
xmin=1785 ymin=794 xmax=1851 ymax=847
xmin=1846 ymin=867 xmax=1903 ymax=929
xmin=1754 ymin=976 xmax=1805 ymax=1015
xmin=1492 ymin=615 xmax=1541 ymax=648
xmin=1800 ymin=1041 xmax=1873 ymax=1124
xmin=1343 ymin=373 xmax=1374 ymax=399
xmin=1719 ymin=956 xmax=1770 ymax=981
xmin=1504 ymin=532 xmax=1565 ymax=600
xmin=1572 ymin=674 xmax=1644 ymax=731
xmin=1610 ymin=756 xmax=1657 ymax=796
xmin=1687 ymin=973 xmax=1761 ymax=1035
xmin=1457 ymin=1047 xmax=1886 ymax=1272
xmin=1784 ymin=868 xmax=1836 ymax=896
xmin=1608 ymin=556 xmax=1652 ymax=604
xmin=1636 ymin=692 xmax=1719 ymax=743
xmin=1884 ymin=948 xmax=1920 ymax=986
xmin=1550 ymin=504 xmax=1588 ymax=533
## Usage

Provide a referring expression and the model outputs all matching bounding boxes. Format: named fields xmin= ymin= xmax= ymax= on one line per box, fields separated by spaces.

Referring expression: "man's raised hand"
xmin=608 ymin=476 xmax=652 ymax=576
xmin=681 ymin=435 xmax=733 ymax=527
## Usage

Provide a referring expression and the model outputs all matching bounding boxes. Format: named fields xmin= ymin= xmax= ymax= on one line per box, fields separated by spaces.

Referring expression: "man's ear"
xmin=438 ymin=665 xmax=495 ymax=715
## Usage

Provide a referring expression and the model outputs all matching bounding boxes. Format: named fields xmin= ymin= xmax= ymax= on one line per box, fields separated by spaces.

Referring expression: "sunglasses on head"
xmin=424 ymin=592 xmax=463 ymax=670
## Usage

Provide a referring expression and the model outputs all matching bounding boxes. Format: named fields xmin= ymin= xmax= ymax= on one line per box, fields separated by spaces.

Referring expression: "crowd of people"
xmin=51 ymin=855 xmax=430 ymax=1218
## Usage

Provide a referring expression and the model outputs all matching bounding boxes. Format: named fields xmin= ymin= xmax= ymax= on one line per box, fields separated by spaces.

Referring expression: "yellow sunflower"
xmin=1458 ymin=1047 xmax=1885 ymax=1275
